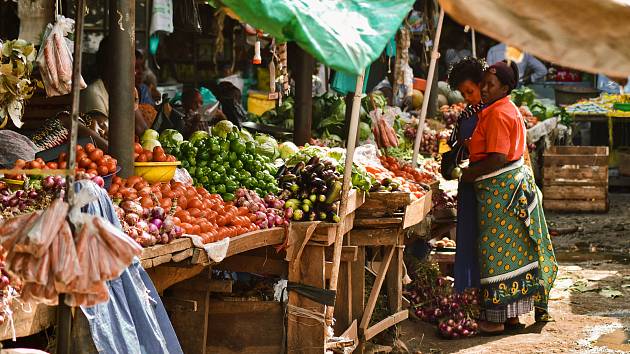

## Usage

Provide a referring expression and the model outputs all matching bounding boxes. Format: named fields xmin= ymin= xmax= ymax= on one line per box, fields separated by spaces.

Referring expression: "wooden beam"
xmin=214 ymin=254 xmax=288 ymax=276
xmin=141 ymin=238 xmax=192 ymax=260
xmin=350 ymin=228 xmax=402 ymax=247
xmin=402 ymin=191 xmax=432 ymax=229
xmin=172 ymin=248 xmax=194 ymax=263
xmin=151 ymin=253 xmax=173 ymax=268
xmin=288 ymin=245 xmax=326 ymax=353
xmin=0 ymin=304 xmax=55 ymax=341
xmin=341 ymin=246 xmax=358 ymax=262
xmin=169 ymin=290 xmax=210 ymax=354
xmin=162 ymin=297 xmax=198 ymax=312
xmin=145 ymin=264 xmax=205 ymax=293
xmin=385 ymin=246 xmax=404 ymax=313
xmin=363 ymin=310 xmax=408 ymax=341
xmin=360 ymin=246 xmax=395 ymax=331
xmin=171 ymin=275 xmax=233 ymax=294
xmin=351 ymin=247 xmax=365 ymax=329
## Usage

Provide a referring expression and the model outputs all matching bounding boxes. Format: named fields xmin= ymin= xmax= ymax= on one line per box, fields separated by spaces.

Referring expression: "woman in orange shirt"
xmin=461 ymin=62 xmax=557 ymax=334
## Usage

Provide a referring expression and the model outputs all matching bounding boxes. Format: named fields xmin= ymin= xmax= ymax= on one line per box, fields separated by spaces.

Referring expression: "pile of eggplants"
xmin=277 ymin=156 xmax=342 ymax=222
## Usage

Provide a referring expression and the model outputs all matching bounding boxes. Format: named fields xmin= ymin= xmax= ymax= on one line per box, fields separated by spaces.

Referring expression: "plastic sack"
xmin=220 ymin=0 xmax=414 ymax=75
xmin=36 ymin=15 xmax=87 ymax=97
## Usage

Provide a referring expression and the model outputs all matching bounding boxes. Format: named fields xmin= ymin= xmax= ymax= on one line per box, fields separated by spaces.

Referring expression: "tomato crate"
xmin=543 ymin=146 xmax=609 ymax=213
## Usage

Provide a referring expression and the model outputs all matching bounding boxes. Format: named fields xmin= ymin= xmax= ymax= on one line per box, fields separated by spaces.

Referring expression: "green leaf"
xmin=599 ymin=287 xmax=624 ymax=299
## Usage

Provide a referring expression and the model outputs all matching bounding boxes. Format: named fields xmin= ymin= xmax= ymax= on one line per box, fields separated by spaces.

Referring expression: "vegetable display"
xmin=0 ymin=39 xmax=37 ymax=128
xmin=406 ymin=260 xmax=480 ymax=339
xmin=439 ymin=103 xmax=466 ymax=129
xmin=178 ymin=129 xmax=279 ymax=201
xmin=403 ymin=123 xmax=438 ymax=155
xmin=134 ymin=143 xmax=177 ymax=163
xmin=234 ymin=188 xmax=288 ymax=229
xmin=277 ymin=156 xmax=343 ymax=222
xmin=109 ymin=176 xmax=259 ymax=245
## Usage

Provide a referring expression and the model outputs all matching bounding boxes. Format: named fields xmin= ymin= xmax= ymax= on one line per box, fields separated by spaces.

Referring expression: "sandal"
xmin=505 ymin=317 xmax=526 ymax=330
xmin=535 ymin=308 xmax=555 ymax=323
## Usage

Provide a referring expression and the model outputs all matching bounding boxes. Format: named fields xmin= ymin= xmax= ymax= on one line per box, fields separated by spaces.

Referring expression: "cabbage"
xmin=142 ymin=139 xmax=161 ymax=151
xmin=211 ymin=120 xmax=234 ymax=138
xmin=359 ymin=122 xmax=371 ymax=141
xmin=239 ymin=129 xmax=254 ymax=142
xmin=159 ymin=129 xmax=184 ymax=147
xmin=278 ymin=142 xmax=299 ymax=160
xmin=141 ymin=129 xmax=159 ymax=142
xmin=189 ymin=131 xmax=209 ymax=145
xmin=255 ymin=134 xmax=279 ymax=159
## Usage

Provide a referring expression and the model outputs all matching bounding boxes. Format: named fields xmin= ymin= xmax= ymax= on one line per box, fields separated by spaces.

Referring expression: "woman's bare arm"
xmin=461 ymin=153 xmax=507 ymax=183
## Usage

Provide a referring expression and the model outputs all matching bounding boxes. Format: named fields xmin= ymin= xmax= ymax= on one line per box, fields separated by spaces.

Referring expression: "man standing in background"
xmin=487 ymin=42 xmax=548 ymax=84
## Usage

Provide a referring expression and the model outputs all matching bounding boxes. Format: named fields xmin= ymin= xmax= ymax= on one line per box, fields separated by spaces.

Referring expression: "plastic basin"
xmin=134 ymin=162 xmax=180 ymax=183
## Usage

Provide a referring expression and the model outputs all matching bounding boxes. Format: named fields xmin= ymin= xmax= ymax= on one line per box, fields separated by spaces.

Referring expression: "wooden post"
xmin=108 ymin=0 xmax=135 ymax=177
xmin=385 ymin=245 xmax=404 ymax=313
xmin=293 ymin=47 xmax=315 ymax=145
xmin=288 ymin=244 xmax=326 ymax=354
xmin=350 ymin=245 xmax=365 ymax=354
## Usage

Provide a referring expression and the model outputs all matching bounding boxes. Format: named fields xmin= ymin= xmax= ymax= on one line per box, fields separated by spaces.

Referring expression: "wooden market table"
xmin=333 ymin=190 xmax=432 ymax=353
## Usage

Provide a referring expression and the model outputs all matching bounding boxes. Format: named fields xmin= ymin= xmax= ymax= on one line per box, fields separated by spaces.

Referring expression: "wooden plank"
xmin=350 ymin=228 xmax=402 ymax=247
xmin=340 ymin=320 xmax=358 ymax=347
xmin=358 ymin=192 xmax=413 ymax=216
xmin=343 ymin=189 xmax=366 ymax=217
xmin=543 ymin=185 xmax=607 ymax=200
xmin=0 ymin=304 xmax=55 ymax=341
xmin=192 ymin=228 xmax=285 ymax=266
xmin=341 ymin=245 xmax=358 ymax=262
xmin=214 ymin=254 xmax=288 ymax=276
xmin=360 ymin=246 xmax=395 ymax=331
xmin=172 ymin=248 xmax=194 ymax=262
xmin=288 ymin=245 xmax=326 ymax=353
xmin=544 ymin=165 xmax=607 ymax=181
xmin=162 ymin=297 xmax=198 ymax=312
xmin=351 ymin=246 xmax=365 ymax=329
xmin=543 ymin=199 xmax=608 ymax=213
xmin=171 ymin=275 xmax=233 ymax=293
xmin=206 ymin=300 xmax=283 ymax=354
xmin=543 ymin=154 xmax=608 ymax=167
xmin=333 ymin=247 xmax=353 ymax=335
xmin=363 ymin=310 xmax=408 ymax=341
xmin=546 ymin=146 xmax=609 ymax=155
xmin=325 ymin=261 xmax=333 ymax=280
xmin=145 ymin=264 xmax=205 ymax=293
xmin=140 ymin=238 xmax=192 ymax=260
xmin=141 ymin=258 xmax=153 ymax=269
xmin=311 ymin=212 xmax=355 ymax=245
xmin=169 ymin=290 xmax=210 ymax=354
xmin=543 ymin=179 xmax=608 ymax=187
xmin=385 ymin=246 xmax=404 ymax=313
xmin=151 ymin=253 xmax=173 ymax=268
xmin=353 ymin=217 xmax=403 ymax=229
xmin=402 ymin=192 xmax=431 ymax=229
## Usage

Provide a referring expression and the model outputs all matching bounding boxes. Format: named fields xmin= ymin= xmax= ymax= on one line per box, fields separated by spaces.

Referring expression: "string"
xmin=286 ymin=304 xmax=326 ymax=324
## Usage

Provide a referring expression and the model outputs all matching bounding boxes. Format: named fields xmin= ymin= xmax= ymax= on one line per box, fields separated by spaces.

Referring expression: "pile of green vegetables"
xmin=277 ymin=156 xmax=343 ymax=222
xmin=511 ymin=86 xmax=573 ymax=126
xmin=173 ymin=121 xmax=279 ymax=201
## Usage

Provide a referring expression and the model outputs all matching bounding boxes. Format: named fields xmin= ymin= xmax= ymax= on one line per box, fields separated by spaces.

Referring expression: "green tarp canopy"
xmin=217 ymin=0 xmax=415 ymax=75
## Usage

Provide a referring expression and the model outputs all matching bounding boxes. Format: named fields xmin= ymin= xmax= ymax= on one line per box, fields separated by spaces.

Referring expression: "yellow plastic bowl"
xmin=134 ymin=162 xmax=181 ymax=183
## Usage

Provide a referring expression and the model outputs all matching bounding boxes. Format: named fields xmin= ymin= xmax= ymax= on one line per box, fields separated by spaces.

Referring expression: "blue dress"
xmin=452 ymin=104 xmax=482 ymax=292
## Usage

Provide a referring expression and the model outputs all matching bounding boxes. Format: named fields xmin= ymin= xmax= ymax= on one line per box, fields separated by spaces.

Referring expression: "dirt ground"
xmin=392 ymin=192 xmax=630 ymax=354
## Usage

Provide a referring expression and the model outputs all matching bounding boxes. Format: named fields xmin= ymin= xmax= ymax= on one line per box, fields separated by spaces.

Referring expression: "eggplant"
xmin=291 ymin=162 xmax=305 ymax=175
xmin=321 ymin=170 xmax=336 ymax=182
xmin=311 ymin=177 xmax=326 ymax=190
xmin=330 ymin=212 xmax=341 ymax=223
xmin=306 ymin=156 xmax=320 ymax=166
xmin=309 ymin=194 xmax=317 ymax=203
xmin=311 ymin=163 xmax=325 ymax=176
xmin=279 ymin=174 xmax=297 ymax=184
xmin=275 ymin=165 xmax=287 ymax=178
xmin=289 ymin=183 xmax=300 ymax=193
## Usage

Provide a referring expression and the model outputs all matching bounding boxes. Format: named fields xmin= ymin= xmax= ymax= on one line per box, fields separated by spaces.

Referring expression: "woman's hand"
xmin=460 ymin=168 xmax=475 ymax=183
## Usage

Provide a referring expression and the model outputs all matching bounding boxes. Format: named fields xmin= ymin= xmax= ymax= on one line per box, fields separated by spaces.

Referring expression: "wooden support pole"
xmin=288 ymin=245 xmax=326 ymax=354
xmin=359 ymin=246 xmax=395 ymax=331
xmin=108 ymin=0 xmax=135 ymax=177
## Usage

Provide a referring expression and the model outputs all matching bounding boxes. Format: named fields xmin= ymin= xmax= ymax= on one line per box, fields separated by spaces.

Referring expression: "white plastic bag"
xmin=36 ymin=15 xmax=86 ymax=97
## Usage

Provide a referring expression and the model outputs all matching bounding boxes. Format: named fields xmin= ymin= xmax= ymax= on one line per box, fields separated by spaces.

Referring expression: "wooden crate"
xmin=543 ymin=146 xmax=609 ymax=212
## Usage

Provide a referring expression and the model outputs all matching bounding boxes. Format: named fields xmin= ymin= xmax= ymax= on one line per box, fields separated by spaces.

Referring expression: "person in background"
xmin=216 ymin=81 xmax=246 ymax=129
xmin=81 ymin=36 xmax=150 ymax=143
xmin=445 ymin=57 xmax=487 ymax=293
xmin=180 ymin=88 xmax=208 ymax=139
xmin=486 ymin=43 xmax=547 ymax=84
xmin=597 ymin=74 xmax=630 ymax=94
xmin=461 ymin=61 xmax=557 ymax=334
xmin=135 ymin=49 xmax=155 ymax=105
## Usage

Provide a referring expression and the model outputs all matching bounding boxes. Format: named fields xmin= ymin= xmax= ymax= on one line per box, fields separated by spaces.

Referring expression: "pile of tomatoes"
xmin=7 ymin=144 xmax=117 ymax=179
xmin=379 ymin=155 xmax=436 ymax=186
xmin=108 ymin=176 xmax=258 ymax=244
xmin=134 ymin=144 xmax=177 ymax=163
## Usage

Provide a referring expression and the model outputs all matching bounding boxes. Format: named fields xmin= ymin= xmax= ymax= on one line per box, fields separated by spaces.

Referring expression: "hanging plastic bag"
xmin=36 ymin=15 xmax=87 ymax=97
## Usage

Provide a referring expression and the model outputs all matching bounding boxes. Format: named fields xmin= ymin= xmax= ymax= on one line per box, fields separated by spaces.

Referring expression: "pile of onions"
xmin=234 ymin=188 xmax=286 ymax=229
xmin=116 ymin=201 xmax=183 ymax=247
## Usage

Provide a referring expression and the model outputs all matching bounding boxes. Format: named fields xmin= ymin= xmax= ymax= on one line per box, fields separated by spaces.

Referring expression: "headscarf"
xmin=488 ymin=61 xmax=519 ymax=92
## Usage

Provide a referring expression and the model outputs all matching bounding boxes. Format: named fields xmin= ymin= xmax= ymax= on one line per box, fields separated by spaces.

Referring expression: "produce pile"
xmin=133 ymin=143 xmax=177 ymax=163
xmin=109 ymin=176 xmax=260 ymax=245
xmin=405 ymin=259 xmax=480 ymax=339
xmin=0 ymin=177 xmax=64 ymax=218
xmin=439 ymin=103 xmax=466 ymax=129
xmin=166 ymin=124 xmax=279 ymax=202
xmin=403 ymin=123 xmax=438 ymax=155
xmin=433 ymin=189 xmax=457 ymax=210
xmin=378 ymin=155 xmax=436 ymax=186
xmin=511 ymin=86 xmax=572 ymax=126
xmin=277 ymin=156 xmax=343 ymax=222
xmin=371 ymin=110 xmax=400 ymax=149
xmin=234 ymin=188 xmax=288 ymax=228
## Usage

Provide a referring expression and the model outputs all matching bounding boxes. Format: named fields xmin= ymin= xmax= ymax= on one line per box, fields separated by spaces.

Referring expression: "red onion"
xmin=42 ymin=176 xmax=55 ymax=189
xmin=92 ymin=176 xmax=105 ymax=187
xmin=151 ymin=207 xmax=165 ymax=220
xmin=162 ymin=218 xmax=175 ymax=233
xmin=15 ymin=190 xmax=24 ymax=199
xmin=274 ymin=215 xmax=283 ymax=226
xmin=148 ymin=223 xmax=159 ymax=235
xmin=150 ymin=218 xmax=163 ymax=229
xmin=174 ymin=226 xmax=183 ymax=237
xmin=285 ymin=207 xmax=293 ymax=219
xmin=125 ymin=213 xmax=140 ymax=226
xmin=121 ymin=201 xmax=143 ymax=215
xmin=136 ymin=220 xmax=149 ymax=231
xmin=28 ymin=190 xmax=38 ymax=199
xmin=255 ymin=211 xmax=266 ymax=220
xmin=160 ymin=234 xmax=169 ymax=244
